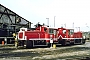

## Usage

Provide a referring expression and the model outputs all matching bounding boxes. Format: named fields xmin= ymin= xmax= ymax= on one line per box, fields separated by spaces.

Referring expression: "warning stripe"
xmin=58 ymin=35 xmax=82 ymax=39
xmin=29 ymin=38 xmax=50 ymax=40
xmin=62 ymin=38 xmax=82 ymax=39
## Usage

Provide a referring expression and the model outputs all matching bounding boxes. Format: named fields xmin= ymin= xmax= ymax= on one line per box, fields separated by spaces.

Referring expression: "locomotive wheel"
xmin=47 ymin=43 xmax=50 ymax=47
xmin=70 ymin=42 xmax=74 ymax=45
xmin=81 ymin=39 xmax=86 ymax=44
xmin=66 ymin=41 xmax=71 ymax=46
xmin=74 ymin=39 xmax=81 ymax=44
xmin=26 ymin=40 xmax=33 ymax=48
xmin=70 ymin=40 xmax=74 ymax=45
xmin=74 ymin=39 xmax=85 ymax=45
xmin=82 ymin=39 xmax=86 ymax=44
xmin=62 ymin=39 xmax=66 ymax=46
xmin=21 ymin=40 xmax=24 ymax=47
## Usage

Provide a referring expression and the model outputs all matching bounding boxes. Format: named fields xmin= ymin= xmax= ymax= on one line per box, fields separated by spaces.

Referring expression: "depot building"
xmin=0 ymin=4 xmax=32 ymax=44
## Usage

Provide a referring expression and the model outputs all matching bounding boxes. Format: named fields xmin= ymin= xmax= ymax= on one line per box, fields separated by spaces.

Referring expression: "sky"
xmin=0 ymin=0 xmax=90 ymax=32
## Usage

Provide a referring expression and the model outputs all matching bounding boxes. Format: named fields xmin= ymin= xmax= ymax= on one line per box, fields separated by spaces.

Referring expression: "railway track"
xmin=0 ymin=41 xmax=90 ymax=60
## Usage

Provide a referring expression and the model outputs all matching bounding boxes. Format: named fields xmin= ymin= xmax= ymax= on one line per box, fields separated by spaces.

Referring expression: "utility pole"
xmin=86 ymin=23 xmax=89 ymax=32
xmin=46 ymin=18 xmax=49 ymax=27
xmin=78 ymin=27 xmax=80 ymax=31
xmin=54 ymin=16 xmax=56 ymax=27
xmin=64 ymin=23 xmax=66 ymax=28
xmin=76 ymin=27 xmax=80 ymax=31
xmin=73 ymin=22 xmax=74 ymax=28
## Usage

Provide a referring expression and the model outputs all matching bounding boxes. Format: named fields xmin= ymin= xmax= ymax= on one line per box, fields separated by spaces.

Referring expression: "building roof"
xmin=0 ymin=4 xmax=32 ymax=28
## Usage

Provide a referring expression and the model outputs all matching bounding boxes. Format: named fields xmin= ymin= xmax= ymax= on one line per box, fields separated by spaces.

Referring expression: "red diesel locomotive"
xmin=18 ymin=24 xmax=86 ymax=48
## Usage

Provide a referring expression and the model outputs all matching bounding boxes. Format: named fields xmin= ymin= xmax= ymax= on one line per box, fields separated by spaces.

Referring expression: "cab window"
xmin=49 ymin=29 xmax=54 ymax=34
xmin=63 ymin=30 xmax=66 ymax=34
xmin=44 ymin=28 xmax=47 ymax=32
xmin=49 ymin=28 xmax=57 ymax=35
xmin=69 ymin=30 xmax=74 ymax=35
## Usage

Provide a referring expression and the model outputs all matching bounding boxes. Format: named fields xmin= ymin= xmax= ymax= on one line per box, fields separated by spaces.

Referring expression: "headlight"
xmin=65 ymin=36 xmax=66 ymax=37
xmin=50 ymin=35 xmax=53 ymax=38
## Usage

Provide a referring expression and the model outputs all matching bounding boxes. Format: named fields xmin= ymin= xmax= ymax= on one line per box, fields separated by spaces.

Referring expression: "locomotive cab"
xmin=57 ymin=28 xmax=75 ymax=45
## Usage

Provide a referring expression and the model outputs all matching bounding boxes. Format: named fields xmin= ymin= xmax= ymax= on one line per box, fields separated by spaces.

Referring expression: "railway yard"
xmin=0 ymin=40 xmax=90 ymax=60
xmin=0 ymin=2 xmax=90 ymax=60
